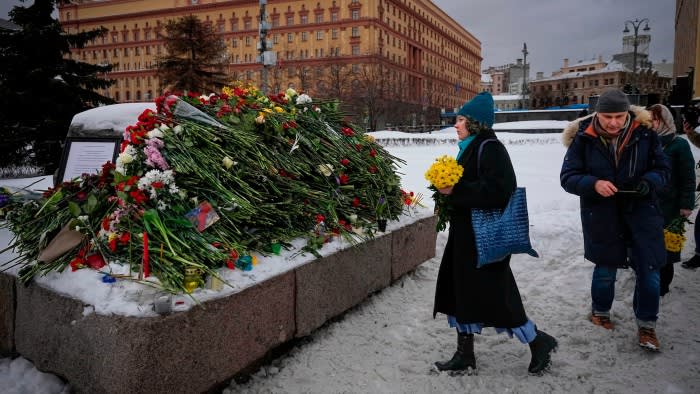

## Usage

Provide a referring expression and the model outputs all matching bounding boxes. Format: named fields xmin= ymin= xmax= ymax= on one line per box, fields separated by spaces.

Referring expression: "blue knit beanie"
xmin=457 ymin=92 xmax=495 ymax=128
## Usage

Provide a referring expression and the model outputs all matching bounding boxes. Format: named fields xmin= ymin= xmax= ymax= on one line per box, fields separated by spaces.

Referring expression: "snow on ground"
xmin=3 ymin=129 xmax=700 ymax=393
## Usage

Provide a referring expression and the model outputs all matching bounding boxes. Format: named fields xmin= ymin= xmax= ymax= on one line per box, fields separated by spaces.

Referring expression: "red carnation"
xmin=119 ymin=232 xmax=131 ymax=244
xmin=108 ymin=238 xmax=117 ymax=252
xmin=86 ymin=254 xmax=106 ymax=270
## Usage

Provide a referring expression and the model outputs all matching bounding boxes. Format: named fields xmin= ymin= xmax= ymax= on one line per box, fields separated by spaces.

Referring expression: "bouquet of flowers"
xmin=664 ymin=216 xmax=691 ymax=253
xmin=1 ymin=84 xmax=412 ymax=293
xmin=424 ymin=155 xmax=464 ymax=231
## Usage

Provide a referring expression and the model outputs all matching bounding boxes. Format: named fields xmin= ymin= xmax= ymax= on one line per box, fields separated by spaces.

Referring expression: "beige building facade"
xmin=59 ymin=0 xmax=481 ymax=126
xmin=673 ymin=0 xmax=698 ymax=101
xmin=529 ymin=58 xmax=671 ymax=109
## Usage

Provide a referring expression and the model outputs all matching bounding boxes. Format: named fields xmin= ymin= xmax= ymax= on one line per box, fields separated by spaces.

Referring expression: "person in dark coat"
xmin=680 ymin=107 xmax=700 ymax=270
xmin=560 ymin=89 xmax=670 ymax=351
xmin=433 ymin=92 xmax=557 ymax=375
xmin=648 ymin=104 xmax=696 ymax=295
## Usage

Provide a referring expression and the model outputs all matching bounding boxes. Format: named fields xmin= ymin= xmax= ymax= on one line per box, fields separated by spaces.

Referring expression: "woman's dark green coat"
xmin=657 ymin=134 xmax=696 ymax=225
xmin=433 ymin=130 xmax=528 ymax=328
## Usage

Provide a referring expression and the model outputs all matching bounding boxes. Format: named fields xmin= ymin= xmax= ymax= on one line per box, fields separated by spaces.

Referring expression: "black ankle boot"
xmin=682 ymin=255 xmax=700 ymax=269
xmin=528 ymin=330 xmax=558 ymax=375
xmin=435 ymin=332 xmax=476 ymax=371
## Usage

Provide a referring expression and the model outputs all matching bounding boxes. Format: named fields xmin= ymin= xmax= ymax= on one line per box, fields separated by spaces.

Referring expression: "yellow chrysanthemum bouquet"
xmin=664 ymin=217 xmax=690 ymax=253
xmin=425 ymin=155 xmax=464 ymax=231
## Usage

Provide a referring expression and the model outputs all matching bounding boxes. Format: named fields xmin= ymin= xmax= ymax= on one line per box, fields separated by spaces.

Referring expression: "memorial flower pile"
xmin=1 ymin=84 xmax=412 ymax=293
xmin=424 ymin=155 xmax=464 ymax=231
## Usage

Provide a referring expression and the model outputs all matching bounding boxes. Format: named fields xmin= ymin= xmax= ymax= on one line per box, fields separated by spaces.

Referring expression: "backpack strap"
xmin=476 ymin=138 xmax=499 ymax=175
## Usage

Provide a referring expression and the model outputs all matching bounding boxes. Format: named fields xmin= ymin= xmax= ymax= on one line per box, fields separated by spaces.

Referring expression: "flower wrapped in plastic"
xmin=663 ymin=216 xmax=690 ymax=253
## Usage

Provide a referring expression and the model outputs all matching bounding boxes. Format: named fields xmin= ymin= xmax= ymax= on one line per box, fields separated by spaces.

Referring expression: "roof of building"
xmin=565 ymin=58 xmax=604 ymax=68
xmin=534 ymin=61 xmax=632 ymax=82
xmin=493 ymin=94 xmax=525 ymax=101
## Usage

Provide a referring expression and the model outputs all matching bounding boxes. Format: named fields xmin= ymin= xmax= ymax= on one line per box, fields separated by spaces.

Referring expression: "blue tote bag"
xmin=471 ymin=187 xmax=539 ymax=268
xmin=471 ymin=139 xmax=539 ymax=268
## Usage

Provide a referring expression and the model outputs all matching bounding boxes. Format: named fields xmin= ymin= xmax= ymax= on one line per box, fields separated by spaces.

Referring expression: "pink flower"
xmin=143 ymin=138 xmax=169 ymax=170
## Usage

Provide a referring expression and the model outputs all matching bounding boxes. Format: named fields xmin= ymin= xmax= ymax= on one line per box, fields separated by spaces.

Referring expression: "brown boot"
xmin=638 ymin=327 xmax=660 ymax=352
xmin=590 ymin=314 xmax=614 ymax=330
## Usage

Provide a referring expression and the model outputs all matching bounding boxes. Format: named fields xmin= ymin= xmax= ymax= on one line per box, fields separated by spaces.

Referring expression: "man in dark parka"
xmin=433 ymin=92 xmax=557 ymax=375
xmin=560 ymin=89 xmax=670 ymax=351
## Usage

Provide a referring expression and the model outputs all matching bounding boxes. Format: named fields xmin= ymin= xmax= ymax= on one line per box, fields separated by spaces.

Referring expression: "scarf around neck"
xmin=591 ymin=113 xmax=633 ymax=165
xmin=456 ymin=134 xmax=477 ymax=161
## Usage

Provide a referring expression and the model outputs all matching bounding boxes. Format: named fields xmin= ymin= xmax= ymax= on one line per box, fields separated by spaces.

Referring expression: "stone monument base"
xmin=0 ymin=215 xmax=437 ymax=393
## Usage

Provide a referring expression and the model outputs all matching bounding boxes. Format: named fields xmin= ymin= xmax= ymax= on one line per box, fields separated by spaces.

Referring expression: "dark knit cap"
xmin=458 ymin=92 xmax=495 ymax=128
xmin=596 ymin=89 xmax=630 ymax=113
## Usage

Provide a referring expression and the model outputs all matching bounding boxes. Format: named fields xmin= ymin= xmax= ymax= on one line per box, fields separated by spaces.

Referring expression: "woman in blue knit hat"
xmin=433 ymin=92 xmax=557 ymax=375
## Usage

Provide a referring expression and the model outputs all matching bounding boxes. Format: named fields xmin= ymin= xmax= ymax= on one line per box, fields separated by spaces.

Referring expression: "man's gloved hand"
xmin=635 ymin=180 xmax=651 ymax=196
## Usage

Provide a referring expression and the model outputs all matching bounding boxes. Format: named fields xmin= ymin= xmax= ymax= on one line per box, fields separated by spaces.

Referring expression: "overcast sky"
xmin=433 ymin=0 xmax=675 ymax=76
xmin=2 ymin=0 xmax=675 ymax=77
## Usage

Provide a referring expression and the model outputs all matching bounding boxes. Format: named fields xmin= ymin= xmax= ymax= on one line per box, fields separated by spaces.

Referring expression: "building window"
xmin=272 ymin=17 xmax=280 ymax=28
xmin=300 ymin=15 xmax=308 ymax=24
xmin=352 ymin=64 xmax=360 ymax=73
xmin=144 ymin=31 xmax=151 ymax=40
xmin=273 ymin=34 xmax=279 ymax=44
xmin=316 ymin=30 xmax=323 ymax=40
xmin=301 ymin=31 xmax=308 ymax=41
xmin=135 ymin=47 xmax=140 ymax=56
xmin=123 ymin=48 xmax=129 ymax=56
xmin=232 ymin=38 xmax=238 ymax=47
xmin=245 ymin=36 xmax=252 ymax=46
xmin=287 ymin=16 xmax=294 ymax=26
xmin=331 ymin=28 xmax=338 ymax=39
xmin=288 ymin=33 xmax=294 ymax=43
xmin=352 ymin=10 xmax=359 ymax=20
xmin=244 ymin=20 xmax=252 ymax=30
xmin=352 ymin=45 xmax=360 ymax=55
xmin=315 ymin=14 xmax=323 ymax=23
xmin=331 ymin=12 xmax=338 ymax=22
xmin=231 ymin=20 xmax=238 ymax=31
xmin=351 ymin=27 xmax=359 ymax=37
xmin=246 ymin=70 xmax=252 ymax=80
xmin=122 ymin=31 xmax=128 ymax=42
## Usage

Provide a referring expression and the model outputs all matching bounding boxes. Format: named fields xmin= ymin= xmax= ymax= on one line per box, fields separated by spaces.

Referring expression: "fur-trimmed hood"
xmin=561 ymin=105 xmax=652 ymax=147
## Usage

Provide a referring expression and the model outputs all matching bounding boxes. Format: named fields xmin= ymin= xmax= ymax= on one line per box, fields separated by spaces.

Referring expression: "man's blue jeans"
xmin=591 ymin=263 xmax=660 ymax=325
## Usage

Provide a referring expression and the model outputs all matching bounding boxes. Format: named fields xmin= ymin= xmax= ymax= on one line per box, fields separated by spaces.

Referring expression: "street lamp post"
xmin=258 ymin=0 xmax=276 ymax=94
xmin=623 ymin=18 xmax=650 ymax=93
xmin=521 ymin=42 xmax=528 ymax=109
